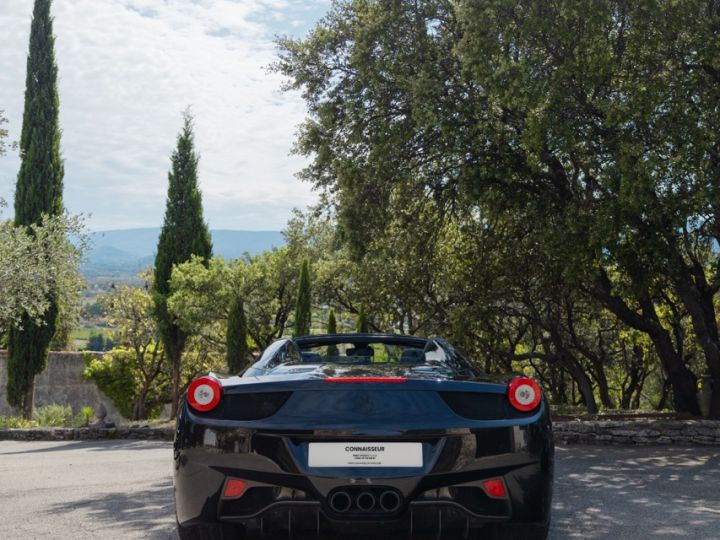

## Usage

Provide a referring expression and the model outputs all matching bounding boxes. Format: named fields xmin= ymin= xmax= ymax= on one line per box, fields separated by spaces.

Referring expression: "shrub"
xmin=82 ymin=351 xmax=139 ymax=419
xmin=82 ymin=349 xmax=170 ymax=419
xmin=32 ymin=404 xmax=73 ymax=427
xmin=0 ymin=416 xmax=38 ymax=429
xmin=81 ymin=406 xmax=94 ymax=426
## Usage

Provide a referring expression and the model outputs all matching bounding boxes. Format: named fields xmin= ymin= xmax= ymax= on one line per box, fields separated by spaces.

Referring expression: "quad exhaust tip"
xmin=379 ymin=490 xmax=402 ymax=512
xmin=355 ymin=491 xmax=376 ymax=512
xmin=329 ymin=491 xmax=352 ymax=513
xmin=329 ymin=489 xmax=403 ymax=514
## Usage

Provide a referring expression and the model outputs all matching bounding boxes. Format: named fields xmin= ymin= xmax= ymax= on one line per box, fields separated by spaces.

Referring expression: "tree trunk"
xmin=134 ymin=386 xmax=150 ymax=421
xmin=656 ymin=378 xmax=672 ymax=411
xmin=170 ymin=352 xmax=181 ymax=419
xmin=593 ymin=361 xmax=614 ymax=409
xmin=592 ymin=273 xmax=700 ymax=415
xmin=673 ymin=272 xmax=720 ymax=418
xmin=22 ymin=381 xmax=35 ymax=421
xmin=558 ymin=352 xmax=598 ymax=414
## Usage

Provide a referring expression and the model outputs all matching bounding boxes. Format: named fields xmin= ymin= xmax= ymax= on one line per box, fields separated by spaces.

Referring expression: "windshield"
xmin=298 ymin=342 xmax=429 ymax=364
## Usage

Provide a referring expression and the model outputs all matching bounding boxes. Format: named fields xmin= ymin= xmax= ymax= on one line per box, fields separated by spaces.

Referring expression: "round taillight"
xmin=187 ymin=376 xmax=222 ymax=412
xmin=508 ymin=377 xmax=542 ymax=412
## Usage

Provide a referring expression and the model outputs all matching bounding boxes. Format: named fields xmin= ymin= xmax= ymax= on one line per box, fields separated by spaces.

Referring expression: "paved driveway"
xmin=0 ymin=441 xmax=717 ymax=539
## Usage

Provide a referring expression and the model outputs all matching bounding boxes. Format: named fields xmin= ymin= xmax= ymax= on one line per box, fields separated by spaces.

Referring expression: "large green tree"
xmin=293 ymin=258 xmax=312 ymax=336
xmin=169 ymin=248 xmax=298 ymax=352
xmin=7 ymin=0 xmax=65 ymax=419
xmin=153 ymin=111 xmax=212 ymax=418
xmin=278 ymin=0 xmax=720 ymax=416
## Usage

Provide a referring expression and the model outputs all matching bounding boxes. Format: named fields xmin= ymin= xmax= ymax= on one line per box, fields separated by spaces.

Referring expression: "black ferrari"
xmin=174 ymin=334 xmax=553 ymax=539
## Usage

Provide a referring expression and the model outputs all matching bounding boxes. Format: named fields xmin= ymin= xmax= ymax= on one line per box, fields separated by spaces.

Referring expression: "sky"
xmin=0 ymin=0 xmax=329 ymax=231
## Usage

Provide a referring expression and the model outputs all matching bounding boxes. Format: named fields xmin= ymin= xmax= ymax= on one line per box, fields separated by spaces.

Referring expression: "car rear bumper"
xmin=174 ymin=403 xmax=553 ymax=534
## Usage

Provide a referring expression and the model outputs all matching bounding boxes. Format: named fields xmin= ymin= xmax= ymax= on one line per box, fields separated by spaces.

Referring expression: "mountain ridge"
xmin=83 ymin=227 xmax=284 ymax=279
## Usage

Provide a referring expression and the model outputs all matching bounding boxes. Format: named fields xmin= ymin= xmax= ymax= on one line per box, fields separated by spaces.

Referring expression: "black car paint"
xmin=174 ymin=334 xmax=554 ymax=537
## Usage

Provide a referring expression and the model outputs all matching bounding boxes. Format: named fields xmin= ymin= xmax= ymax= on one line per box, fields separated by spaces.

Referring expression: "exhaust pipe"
xmin=379 ymin=490 xmax=402 ymax=513
xmin=329 ymin=491 xmax=352 ymax=513
xmin=355 ymin=491 xmax=376 ymax=512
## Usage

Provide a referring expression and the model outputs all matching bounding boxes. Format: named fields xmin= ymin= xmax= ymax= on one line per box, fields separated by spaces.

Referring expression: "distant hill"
xmin=83 ymin=228 xmax=284 ymax=279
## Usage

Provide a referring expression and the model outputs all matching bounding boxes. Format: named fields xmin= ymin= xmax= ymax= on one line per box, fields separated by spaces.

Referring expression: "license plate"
xmin=308 ymin=442 xmax=423 ymax=467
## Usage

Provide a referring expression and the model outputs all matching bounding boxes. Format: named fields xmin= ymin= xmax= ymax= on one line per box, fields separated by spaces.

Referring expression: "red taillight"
xmin=324 ymin=377 xmax=408 ymax=383
xmin=507 ymin=377 xmax=542 ymax=412
xmin=481 ymin=478 xmax=508 ymax=499
xmin=222 ymin=478 xmax=248 ymax=499
xmin=187 ymin=376 xmax=222 ymax=412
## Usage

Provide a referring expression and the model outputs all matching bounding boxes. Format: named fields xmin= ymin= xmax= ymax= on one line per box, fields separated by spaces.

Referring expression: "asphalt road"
xmin=0 ymin=441 xmax=718 ymax=539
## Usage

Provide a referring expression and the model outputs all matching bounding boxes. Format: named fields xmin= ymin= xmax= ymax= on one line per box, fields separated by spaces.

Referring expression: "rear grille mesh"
xmin=439 ymin=391 xmax=532 ymax=420
xmin=201 ymin=392 xmax=292 ymax=420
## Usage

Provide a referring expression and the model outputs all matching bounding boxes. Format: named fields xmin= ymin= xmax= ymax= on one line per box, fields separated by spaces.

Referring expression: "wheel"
xmin=176 ymin=520 xmax=245 ymax=540
xmin=484 ymin=522 xmax=549 ymax=540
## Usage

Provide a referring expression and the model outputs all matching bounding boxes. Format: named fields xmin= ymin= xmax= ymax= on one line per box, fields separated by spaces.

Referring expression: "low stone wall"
xmin=554 ymin=419 xmax=720 ymax=445
xmin=0 ymin=426 xmax=174 ymax=441
xmin=0 ymin=351 xmax=121 ymax=420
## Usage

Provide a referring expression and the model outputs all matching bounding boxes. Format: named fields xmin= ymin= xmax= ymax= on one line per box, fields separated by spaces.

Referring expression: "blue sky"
xmin=0 ymin=0 xmax=329 ymax=231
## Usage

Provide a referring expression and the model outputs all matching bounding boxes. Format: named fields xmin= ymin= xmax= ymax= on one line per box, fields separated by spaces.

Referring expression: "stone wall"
xmin=0 ymin=351 xmax=121 ymax=420
xmin=554 ymin=419 xmax=720 ymax=445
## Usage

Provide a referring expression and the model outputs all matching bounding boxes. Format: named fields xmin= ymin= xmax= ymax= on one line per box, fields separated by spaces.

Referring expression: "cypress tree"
xmin=326 ymin=310 xmax=339 ymax=357
xmin=153 ymin=111 xmax=212 ymax=418
xmin=7 ymin=0 xmax=64 ymax=419
xmin=356 ymin=304 xmax=369 ymax=333
xmin=293 ymin=259 xmax=311 ymax=337
xmin=226 ymin=297 xmax=249 ymax=373
xmin=327 ymin=310 xmax=337 ymax=334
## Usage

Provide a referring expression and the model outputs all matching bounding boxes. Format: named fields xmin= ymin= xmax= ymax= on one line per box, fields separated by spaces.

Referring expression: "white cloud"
xmin=0 ymin=0 xmax=328 ymax=230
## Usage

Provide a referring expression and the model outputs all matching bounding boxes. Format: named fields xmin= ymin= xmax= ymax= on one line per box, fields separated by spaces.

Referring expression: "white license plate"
xmin=308 ymin=442 xmax=423 ymax=467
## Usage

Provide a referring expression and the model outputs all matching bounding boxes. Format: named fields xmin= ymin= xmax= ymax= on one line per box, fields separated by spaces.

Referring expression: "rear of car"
xmin=174 ymin=334 xmax=553 ymax=539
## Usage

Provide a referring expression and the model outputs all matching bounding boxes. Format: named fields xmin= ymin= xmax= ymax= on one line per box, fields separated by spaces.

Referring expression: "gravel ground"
xmin=0 ymin=441 xmax=717 ymax=539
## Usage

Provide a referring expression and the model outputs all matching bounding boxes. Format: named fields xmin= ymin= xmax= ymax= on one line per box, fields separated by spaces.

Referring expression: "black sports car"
xmin=174 ymin=334 xmax=553 ymax=539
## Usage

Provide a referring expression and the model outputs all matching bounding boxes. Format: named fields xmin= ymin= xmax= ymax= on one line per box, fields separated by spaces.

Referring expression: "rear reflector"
xmin=507 ymin=377 xmax=542 ymax=412
xmin=481 ymin=478 xmax=508 ymax=499
xmin=222 ymin=478 xmax=248 ymax=499
xmin=324 ymin=377 xmax=408 ymax=383
xmin=187 ymin=376 xmax=222 ymax=412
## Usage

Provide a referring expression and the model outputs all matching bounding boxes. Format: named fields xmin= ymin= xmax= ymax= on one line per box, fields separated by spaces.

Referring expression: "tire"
xmin=176 ymin=520 xmax=245 ymax=540
xmin=484 ymin=522 xmax=549 ymax=540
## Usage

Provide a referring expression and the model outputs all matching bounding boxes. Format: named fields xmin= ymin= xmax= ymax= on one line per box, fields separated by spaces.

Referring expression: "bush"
xmin=82 ymin=349 xmax=169 ymax=419
xmin=0 ymin=416 xmax=38 ymax=429
xmin=80 ymin=406 xmax=94 ymax=426
xmin=32 ymin=404 xmax=74 ymax=427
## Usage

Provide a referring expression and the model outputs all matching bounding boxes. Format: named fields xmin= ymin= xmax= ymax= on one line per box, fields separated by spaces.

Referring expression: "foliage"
xmin=0 ymin=415 xmax=37 ymax=429
xmin=32 ymin=403 xmax=73 ymax=427
xmin=7 ymin=0 xmax=67 ymax=419
xmin=326 ymin=310 xmax=339 ymax=356
xmin=86 ymin=332 xmax=115 ymax=352
xmin=356 ymin=304 xmax=368 ymax=333
xmin=226 ymin=297 xmax=249 ymax=373
xmin=0 ymin=403 xmax=94 ymax=428
xmin=167 ymin=256 xmax=241 ymax=350
xmin=293 ymin=259 xmax=312 ymax=337
xmin=153 ymin=110 xmax=212 ymax=418
xmin=327 ymin=310 xmax=337 ymax=334
xmin=277 ymin=0 xmax=720 ymax=417
xmin=0 ymin=208 xmax=86 ymax=337
xmin=98 ymin=284 xmax=168 ymax=419
xmin=169 ymin=248 xmax=299 ymax=353
xmin=0 ymin=110 xmax=17 ymax=156
xmin=80 ymin=406 xmax=94 ymax=426
xmin=83 ymin=349 xmax=166 ymax=420
xmin=277 ymin=0 xmax=720 ymax=416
